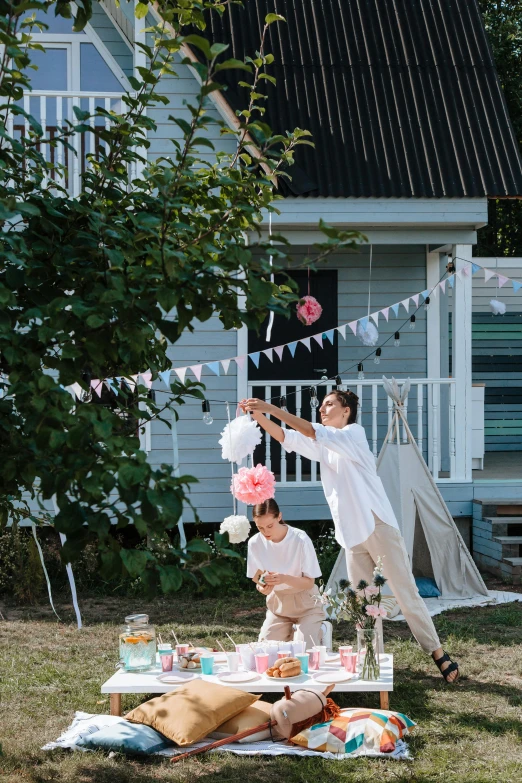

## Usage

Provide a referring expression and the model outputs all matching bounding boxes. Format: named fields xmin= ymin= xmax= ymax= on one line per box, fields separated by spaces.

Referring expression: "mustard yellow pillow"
xmin=125 ymin=680 xmax=259 ymax=746
xmin=209 ymin=700 xmax=282 ymax=743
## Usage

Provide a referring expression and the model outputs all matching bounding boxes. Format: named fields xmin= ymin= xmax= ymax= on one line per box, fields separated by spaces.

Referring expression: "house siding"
xmin=91 ymin=4 xmax=133 ymax=79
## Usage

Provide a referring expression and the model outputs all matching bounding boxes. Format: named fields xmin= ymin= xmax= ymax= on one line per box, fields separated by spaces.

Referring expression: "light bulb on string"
xmin=310 ymin=386 xmax=319 ymax=409
xmin=357 ymin=363 xmax=365 ymax=381
xmin=81 ymin=387 xmax=93 ymax=403
xmin=280 ymin=395 xmax=288 ymax=413
xmin=394 ymin=331 xmax=401 ymax=347
xmin=335 ymin=375 xmax=343 ymax=390
xmin=424 ymin=296 xmax=431 ymax=312
xmin=202 ymin=399 xmax=213 ymax=425
xmin=374 ymin=347 xmax=382 ymax=365
xmin=81 ymin=369 xmax=92 ymax=403
xmin=409 ymin=315 xmax=416 ymax=331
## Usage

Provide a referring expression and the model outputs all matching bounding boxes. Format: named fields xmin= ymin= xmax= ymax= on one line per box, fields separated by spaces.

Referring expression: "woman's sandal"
xmin=433 ymin=650 xmax=459 ymax=683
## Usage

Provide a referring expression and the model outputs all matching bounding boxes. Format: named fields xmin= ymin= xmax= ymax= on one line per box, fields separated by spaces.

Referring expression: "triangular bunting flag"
xmin=263 ymin=348 xmax=274 ymax=362
xmin=300 ymin=337 xmax=311 ymax=351
xmin=90 ymin=379 xmax=103 ymax=398
xmin=190 ymin=364 xmax=203 ymax=381
xmin=323 ymin=329 xmax=335 ymax=345
xmin=249 ymin=352 xmax=260 ymax=368
xmin=159 ymin=369 xmax=172 ymax=388
xmin=221 ymin=359 xmax=231 ymax=374
xmin=512 ymin=280 xmax=522 ymax=293
xmin=484 ymin=268 xmax=495 ymax=282
xmin=128 ymin=375 xmax=139 ymax=391
xmin=497 ymin=275 xmax=509 ymax=288
xmin=337 ymin=324 xmax=347 ymax=340
xmin=447 ymin=275 xmax=455 ymax=288
xmin=106 ymin=379 xmax=119 ymax=395
xmin=370 ymin=312 xmax=379 ymax=327
xmin=274 ymin=346 xmax=285 ymax=361
xmin=400 ymin=298 xmax=410 ymax=313
xmin=312 ymin=334 xmax=323 ymax=348
xmin=381 ymin=307 xmax=390 ymax=321
xmin=391 ymin=303 xmax=400 ymax=317
xmin=411 ymin=294 xmax=420 ymax=308
xmin=288 ymin=341 xmax=298 ymax=357
xmin=139 ymin=370 xmax=153 ymax=389
xmin=348 ymin=321 xmax=358 ymax=335
xmin=472 ymin=263 xmax=480 ymax=274
xmin=462 ymin=265 xmax=470 ymax=276
xmin=359 ymin=316 xmax=369 ymax=330
xmin=421 ymin=289 xmax=430 ymax=300
xmin=70 ymin=382 xmax=83 ymax=400
xmin=439 ymin=280 xmax=446 ymax=293
xmin=174 ymin=367 xmax=187 ymax=384
xmin=456 ymin=269 xmax=463 ymax=280
xmin=207 ymin=362 xmax=220 ymax=376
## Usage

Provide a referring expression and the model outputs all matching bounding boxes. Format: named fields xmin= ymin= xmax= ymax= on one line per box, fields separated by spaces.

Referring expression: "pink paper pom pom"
xmin=231 ymin=464 xmax=276 ymax=505
xmin=296 ymin=295 xmax=322 ymax=326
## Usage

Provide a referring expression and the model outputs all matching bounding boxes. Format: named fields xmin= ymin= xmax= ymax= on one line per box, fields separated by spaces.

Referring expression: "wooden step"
xmin=485 ymin=517 xmax=522 ymax=525
xmin=503 ymin=557 xmax=522 ymax=567
xmin=475 ymin=499 xmax=522 ymax=506
xmin=494 ymin=536 xmax=522 ymax=545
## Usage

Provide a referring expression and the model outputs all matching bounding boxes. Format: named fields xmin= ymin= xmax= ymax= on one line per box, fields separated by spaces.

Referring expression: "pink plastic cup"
xmin=343 ymin=652 xmax=358 ymax=673
xmin=255 ymin=653 xmax=269 ymax=674
xmin=277 ymin=650 xmax=292 ymax=659
xmin=306 ymin=648 xmax=321 ymax=671
xmin=339 ymin=645 xmax=353 ymax=666
xmin=175 ymin=644 xmax=189 ymax=659
xmin=160 ymin=652 xmax=174 ymax=672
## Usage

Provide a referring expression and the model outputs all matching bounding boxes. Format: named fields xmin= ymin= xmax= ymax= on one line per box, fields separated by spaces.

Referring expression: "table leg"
xmin=379 ymin=691 xmax=389 ymax=710
xmin=110 ymin=693 xmax=122 ymax=716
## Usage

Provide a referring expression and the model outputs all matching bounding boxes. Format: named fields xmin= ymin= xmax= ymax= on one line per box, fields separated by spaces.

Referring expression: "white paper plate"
xmin=265 ymin=672 xmax=303 ymax=681
xmin=216 ymin=671 xmax=260 ymax=684
xmin=313 ymin=670 xmax=357 ymax=684
xmin=324 ymin=654 xmax=341 ymax=664
xmin=176 ymin=663 xmax=202 ymax=672
xmin=157 ymin=671 xmax=200 ymax=683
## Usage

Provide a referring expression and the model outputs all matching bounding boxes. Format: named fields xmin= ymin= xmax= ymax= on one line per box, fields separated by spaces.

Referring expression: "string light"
xmin=310 ymin=386 xmax=319 ymax=409
xmin=424 ymin=296 xmax=431 ymax=311
xmin=394 ymin=331 xmax=401 ymax=347
xmin=202 ymin=399 xmax=213 ymax=425
xmin=374 ymin=347 xmax=382 ymax=365
xmin=357 ymin=363 xmax=365 ymax=380
xmin=335 ymin=375 xmax=343 ymax=389
xmin=280 ymin=395 xmax=288 ymax=412
xmin=409 ymin=315 xmax=416 ymax=331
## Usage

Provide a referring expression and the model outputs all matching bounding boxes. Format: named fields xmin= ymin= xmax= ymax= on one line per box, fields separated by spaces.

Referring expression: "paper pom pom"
xmin=490 ymin=298 xmax=506 ymax=316
xmin=220 ymin=515 xmax=251 ymax=544
xmin=296 ymin=295 xmax=322 ymax=326
xmin=219 ymin=415 xmax=262 ymax=465
xmin=231 ymin=464 xmax=276 ymax=505
xmin=356 ymin=320 xmax=379 ymax=346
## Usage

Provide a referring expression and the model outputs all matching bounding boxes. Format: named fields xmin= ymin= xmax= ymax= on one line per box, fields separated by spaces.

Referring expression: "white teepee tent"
xmin=328 ymin=377 xmax=488 ymax=601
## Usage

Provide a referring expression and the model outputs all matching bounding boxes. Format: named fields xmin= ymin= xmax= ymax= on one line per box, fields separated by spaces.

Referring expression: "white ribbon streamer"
xmin=266 ymin=211 xmax=274 ymax=342
xmin=31 ymin=522 xmax=61 ymax=622
xmin=51 ymin=496 xmax=82 ymax=629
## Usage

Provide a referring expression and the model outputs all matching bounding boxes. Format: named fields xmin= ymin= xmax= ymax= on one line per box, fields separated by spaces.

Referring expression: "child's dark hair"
xmin=252 ymin=498 xmax=281 ymax=518
xmin=326 ymin=389 xmax=359 ymax=424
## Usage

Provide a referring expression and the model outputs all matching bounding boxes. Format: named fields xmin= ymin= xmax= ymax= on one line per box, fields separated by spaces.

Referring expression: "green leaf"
xmin=135 ymin=3 xmax=149 ymax=20
xmin=185 ymin=538 xmax=212 ymax=554
xmin=183 ymin=35 xmax=212 ymax=61
xmin=210 ymin=43 xmax=229 ymax=58
xmin=215 ymin=59 xmax=252 ymax=73
xmin=248 ymin=276 xmax=273 ymax=306
xmin=121 ymin=549 xmax=152 ymax=578
xmin=158 ymin=565 xmax=183 ymax=593
xmin=265 ymin=13 xmax=286 ymax=25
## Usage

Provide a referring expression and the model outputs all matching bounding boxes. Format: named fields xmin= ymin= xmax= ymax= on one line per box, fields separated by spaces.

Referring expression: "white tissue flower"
xmin=220 ymin=515 xmax=251 ymax=544
xmin=490 ymin=299 xmax=506 ymax=316
xmin=219 ymin=415 xmax=262 ymax=464
xmin=356 ymin=320 xmax=379 ymax=346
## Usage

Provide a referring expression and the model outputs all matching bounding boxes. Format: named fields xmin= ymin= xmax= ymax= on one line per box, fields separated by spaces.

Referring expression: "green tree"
xmin=477 ymin=0 xmax=522 ymax=256
xmin=0 ymin=0 xmax=361 ymax=592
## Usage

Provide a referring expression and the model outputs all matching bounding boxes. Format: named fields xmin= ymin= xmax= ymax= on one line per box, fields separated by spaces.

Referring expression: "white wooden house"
xmin=21 ymin=1 xmax=522 ymax=580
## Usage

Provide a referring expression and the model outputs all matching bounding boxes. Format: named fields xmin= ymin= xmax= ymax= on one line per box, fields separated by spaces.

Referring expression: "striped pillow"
xmin=290 ymin=709 xmax=415 ymax=755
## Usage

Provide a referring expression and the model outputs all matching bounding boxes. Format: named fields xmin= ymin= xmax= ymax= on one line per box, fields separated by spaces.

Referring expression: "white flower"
xmin=219 ymin=415 xmax=262 ymax=464
xmin=219 ymin=515 xmax=251 ymax=544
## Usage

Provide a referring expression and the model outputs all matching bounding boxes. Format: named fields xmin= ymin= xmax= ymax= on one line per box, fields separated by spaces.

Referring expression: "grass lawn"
xmin=1 ymin=589 xmax=522 ymax=782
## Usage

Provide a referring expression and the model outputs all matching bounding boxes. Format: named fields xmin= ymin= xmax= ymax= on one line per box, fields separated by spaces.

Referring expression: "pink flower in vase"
xmin=296 ymin=295 xmax=322 ymax=326
xmin=364 ymin=586 xmax=380 ymax=597
xmin=365 ymin=604 xmax=381 ymax=618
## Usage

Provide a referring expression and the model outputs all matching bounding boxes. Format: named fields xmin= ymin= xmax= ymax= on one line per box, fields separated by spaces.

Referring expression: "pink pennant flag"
xmin=189 ymin=364 xmax=203 ymax=382
xmin=348 ymin=321 xmax=358 ymax=335
xmin=401 ymin=298 xmax=410 ymax=313
xmin=274 ymin=346 xmax=285 ymax=361
xmin=380 ymin=307 xmax=390 ymax=321
xmin=462 ymin=265 xmax=470 ymax=276
xmin=411 ymin=294 xmax=420 ymax=308
xmin=370 ymin=311 xmax=379 ymax=327
xmin=484 ymin=268 xmax=495 ymax=283
xmin=262 ymin=348 xmax=274 ymax=362
xmin=234 ymin=355 xmax=246 ymax=371
xmin=337 ymin=324 xmax=347 ymax=340
xmin=221 ymin=359 xmax=231 ymax=374
xmin=174 ymin=367 xmax=187 ymax=384
xmin=439 ymin=280 xmax=446 ymax=294
xmin=497 ymin=274 xmax=509 ymax=288
xmin=90 ymin=379 xmax=103 ymax=398
xmin=312 ymin=334 xmax=323 ymax=348
xmin=140 ymin=370 xmax=153 ymax=389
xmin=300 ymin=337 xmax=312 ymax=351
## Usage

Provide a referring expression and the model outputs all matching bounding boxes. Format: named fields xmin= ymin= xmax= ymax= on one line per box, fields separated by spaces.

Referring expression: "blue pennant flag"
xmin=391 ymin=303 xmax=400 ymax=317
xmin=323 ymin=329 xmax=335 ymax=345
xmin=107 ymin=379 xmax=119 ymax=396
xmin=249 ymin=352 xmax=260 ymax=368
xmin=472 ymin=263 xmax=480 ymax=275
xmin=512 ymin=280 xmax=522 ymax=293
xmin=447 ymin=275 xmax=455 ymax=288
xmin=159 ymin=369 xmax=172 ymax=388
xmin=207 ymin=362 xmax=220 ymax=376
xmin=421 ymin=289 xmax=430 ymax=300
xmin=358 ymin=316 xmax=369 ymax=330
xmin=288 ymin=341 xmax=298 ymax=357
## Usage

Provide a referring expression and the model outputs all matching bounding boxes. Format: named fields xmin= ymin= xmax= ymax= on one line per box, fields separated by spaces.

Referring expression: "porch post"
xmin=134 ymin=3 xmax=148 ymax=179
xmin=452 ymin=244 xmax=473 ymax=481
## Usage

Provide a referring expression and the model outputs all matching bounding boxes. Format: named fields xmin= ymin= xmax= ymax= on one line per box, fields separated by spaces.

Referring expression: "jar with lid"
xmin=119 ymin=614 xmax=157 ymax=672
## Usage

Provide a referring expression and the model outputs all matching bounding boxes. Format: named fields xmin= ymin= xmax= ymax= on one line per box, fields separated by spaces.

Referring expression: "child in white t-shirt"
xmin=247 ymin=498 xmax=325 ymax=644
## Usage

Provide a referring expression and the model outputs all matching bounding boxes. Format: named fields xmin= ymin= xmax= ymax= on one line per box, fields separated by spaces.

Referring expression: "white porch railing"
xmin=247 ymin=378 xmax=458 ymax=484
xmin=7 ymin=91 xmax=139 ymax=196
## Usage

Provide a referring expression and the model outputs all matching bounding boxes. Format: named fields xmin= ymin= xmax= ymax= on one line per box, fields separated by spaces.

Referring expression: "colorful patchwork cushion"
xmin=290 ymin=709 xmax=415 ymax=754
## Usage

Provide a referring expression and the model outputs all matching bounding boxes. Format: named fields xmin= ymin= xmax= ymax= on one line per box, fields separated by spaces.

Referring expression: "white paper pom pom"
xmin=220 ymin=515 xmax=251 ymax=544
xmin=219 ymin=415 xmax=262 ymax=464
xmin=490 ymin=299 xmax=507 ymax=316
xmin=357 ymin=320 xmax=379 ymax=346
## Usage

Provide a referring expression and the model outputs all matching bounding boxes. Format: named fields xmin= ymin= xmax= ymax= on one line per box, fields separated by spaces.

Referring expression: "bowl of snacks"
xmin=177 ymin=650 xmax=202 ymax=670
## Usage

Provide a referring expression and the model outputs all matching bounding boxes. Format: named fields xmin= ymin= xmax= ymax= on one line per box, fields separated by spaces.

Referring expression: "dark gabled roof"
xmin=203 ymin=0 xmax=522 ymax=198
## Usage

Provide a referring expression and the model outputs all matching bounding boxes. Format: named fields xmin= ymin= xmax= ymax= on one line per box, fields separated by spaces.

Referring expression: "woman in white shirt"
xmin=247 ymin=498 xmax=326 ymax=645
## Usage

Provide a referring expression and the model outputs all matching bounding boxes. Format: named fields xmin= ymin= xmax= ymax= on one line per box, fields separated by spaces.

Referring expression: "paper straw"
xmin=226 ymin=632 xmax=237 ymax=647
xmin=171 ymin=630 xmax=180 ymax=645
xmin=216 ymin=639 xmax=227 ymax=652
xmin=310 ymin=635 xmax=317 ymax=647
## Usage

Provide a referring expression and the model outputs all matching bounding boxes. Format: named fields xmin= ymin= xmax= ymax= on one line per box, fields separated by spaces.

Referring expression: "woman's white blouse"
xmin=281 ymin=422 xmax=399 ymax=550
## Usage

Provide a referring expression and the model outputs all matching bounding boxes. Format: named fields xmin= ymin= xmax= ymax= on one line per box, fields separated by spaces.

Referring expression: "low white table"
xmin=101 ymin=655 xmax=393 ymax=716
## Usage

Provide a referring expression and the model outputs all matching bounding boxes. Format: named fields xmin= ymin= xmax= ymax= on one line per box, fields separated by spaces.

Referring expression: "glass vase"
xmin=357 ymin=627 xmax=381 ymax=681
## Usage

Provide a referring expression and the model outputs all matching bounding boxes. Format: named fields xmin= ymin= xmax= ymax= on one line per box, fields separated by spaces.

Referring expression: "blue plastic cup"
xmin=296 ymin=652 xmax=309 ymax=674
xmin=200 ymin=654 xmax=214 ymax=675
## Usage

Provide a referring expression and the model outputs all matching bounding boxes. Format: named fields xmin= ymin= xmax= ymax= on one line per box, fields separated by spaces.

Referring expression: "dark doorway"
xmin=248 ymin=269 xmax=338 ymax=381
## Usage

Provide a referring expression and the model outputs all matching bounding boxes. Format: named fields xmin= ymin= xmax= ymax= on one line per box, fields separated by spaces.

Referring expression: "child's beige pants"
xmin=259 ymin=585 xmax=326 ymax=646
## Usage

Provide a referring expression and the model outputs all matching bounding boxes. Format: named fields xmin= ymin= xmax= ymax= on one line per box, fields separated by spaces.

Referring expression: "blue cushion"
xmin=415 ymin=577 xmax=441 ymax=598
xmin=76 ymin=722 xmax=172 ymax=754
